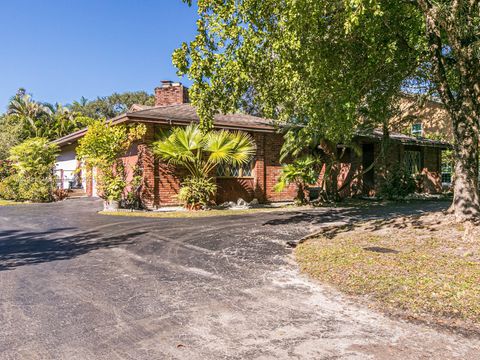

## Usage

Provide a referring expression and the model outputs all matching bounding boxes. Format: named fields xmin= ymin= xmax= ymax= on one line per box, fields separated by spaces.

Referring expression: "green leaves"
xmin=153 ymin=124 xmax=255 ymax=208
xmin=152 ymin=124 xmax=255 ymax=178
xmin=0 ymin=137 xmax=60 ymax=202
xmin=76 ymin=120 xmax=146 ymax=202
xmin=274 ymin=155 xmax=318 ymax=193
xmin=175 ymin=0 xmax=423 ymax=142
xmin=8 ymin=138 xmax=59 ymax=176
xmin=77 ymin=120 xmax=146 ymax=168
xmin=5 ymin=90 xmax=91 ymax=142
xmin=70 ymin=91 xmax=155 ymax=119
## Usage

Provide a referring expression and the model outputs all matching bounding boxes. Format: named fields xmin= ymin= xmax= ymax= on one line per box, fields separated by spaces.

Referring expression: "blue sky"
xmin=0 ymin=0 xmax=198 ymax=110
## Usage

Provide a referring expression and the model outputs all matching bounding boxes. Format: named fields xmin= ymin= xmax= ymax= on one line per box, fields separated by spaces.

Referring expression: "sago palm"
xmin=152 ymin=124 xmax=256 ymax=179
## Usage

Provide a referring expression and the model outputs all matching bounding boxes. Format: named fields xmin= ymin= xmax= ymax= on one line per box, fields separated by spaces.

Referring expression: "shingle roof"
xmin=53 ymin=103 xmax=451 ymax=149
xmin=356 ymin=129 xmax=451 ymax=148
xmin=53 ymin=104 xmax=276 ymax=146
xmin=127 ymin=104 xmax=275 ymax=131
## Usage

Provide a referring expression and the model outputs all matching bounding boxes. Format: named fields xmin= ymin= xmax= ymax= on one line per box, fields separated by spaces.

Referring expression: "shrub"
xmin=0 ymin=161 xmax=14 ymax=180
xmin=379 ymin=165 xmax=416 ymax=200
xmin=123 ymin=165 xmax=143 ymax=209
xmin=0 ymin=175 xmax=55 ymax=202
xmin=17 ymin=177 xmax=54 ymax=202
xmin=97 ymin=168 xmax=126 ymax=202
xmin=0 ymin=138 xmax=58 ymax=202
xmin=177 ymin=177 xmax=217 ymax=209
xmin=76 ymin=120 xmax=146 ymax=206
xmin=274 ymin=156 xmax=319 ymax=204
xmin=9 ymin=138 xmax=58 ymax=176
xmin=0 ymin=175 xmax=19 ymax=200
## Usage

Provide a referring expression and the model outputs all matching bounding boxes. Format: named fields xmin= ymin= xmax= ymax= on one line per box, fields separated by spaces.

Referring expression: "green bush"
xmin=76 ymin=120 xmax=146 ymax=205
xmin=177 ymin=177 xmax=217 ymax=209
xmin=379 ymin=165 xmax=416 ymax=200
xmin=0 ymin=161 xmax=14 ymax=180
xmin=98 ymin=169 xmax=126 ymax=202
xmin=0 ymin=175 xmax=19 ymax=200
xmin=0 ymin=138 xmax=59 ymax=202
xmin=17 ymin=177 xmax=54 ymax=202
xmin=0 ymin=174 xmax=54 ymax=202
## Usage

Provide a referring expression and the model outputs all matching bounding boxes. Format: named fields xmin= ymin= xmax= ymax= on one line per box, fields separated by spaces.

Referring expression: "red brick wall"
xmin=86 ymin=123 xmax=445 ymax=205
xmin=157 ymin=163 xmax=188 ymax=205
xmin=120 ymin=142 xmax=140 ymax=194
xmin=154 ymin=83 xmax=189 ymax=106
xmin=264 ymin=133 xmax=298 ymax=201
xmin=138 ymin=124 xmax=156 ymax=208
xmin=216 ymin=178 xmax=255 ymax=203
xmin=85 ymin=167 xmax=93 ymax=197
xmin=420 ymin=147 xmax=442 ymax=193
xmin=133 ymin=127 xmax=299 ymax=208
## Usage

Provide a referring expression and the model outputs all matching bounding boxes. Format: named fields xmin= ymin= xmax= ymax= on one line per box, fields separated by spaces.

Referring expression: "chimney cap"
xmin=160 ymin=80 xmax=183 ymax=88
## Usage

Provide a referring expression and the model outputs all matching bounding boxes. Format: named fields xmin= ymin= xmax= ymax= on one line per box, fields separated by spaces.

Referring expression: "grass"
xmin=0 ymin=199 xmax=19 ymax=206
xmin=295 ymin=213 xmax=480 ymax=331
xmin=100 ymin=206 xmax=299 ymax=219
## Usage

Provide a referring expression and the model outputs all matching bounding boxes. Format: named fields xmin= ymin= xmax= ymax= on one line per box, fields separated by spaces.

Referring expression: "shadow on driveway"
xmin=262 ymin=201 xmax=449 ymax=227
xmin=0 ymin=228 xmax=146 ymax=271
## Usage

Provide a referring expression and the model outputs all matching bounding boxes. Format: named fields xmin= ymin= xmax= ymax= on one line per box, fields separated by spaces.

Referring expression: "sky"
xmin=0 ymin=0 xmax=198 ymax=110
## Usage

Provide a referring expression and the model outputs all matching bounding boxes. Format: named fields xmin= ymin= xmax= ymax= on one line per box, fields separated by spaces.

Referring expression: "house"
xmin=390 ymin=95 xmax=454 ymax=185
xmin=390 ymin=95 xmax=452 ymax=141
xmin=54 ymin=81 xmax=451 ymax=208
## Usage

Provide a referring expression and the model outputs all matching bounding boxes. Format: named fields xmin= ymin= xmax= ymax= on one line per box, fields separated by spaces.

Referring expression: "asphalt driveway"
xmin=0 ymin=199 xmax=478 ymax=359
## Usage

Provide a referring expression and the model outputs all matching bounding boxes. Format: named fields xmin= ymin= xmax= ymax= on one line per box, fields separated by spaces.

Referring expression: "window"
xmin=216 ymin=158 xmax=254 ymax=178
xmin=441 ymin=162 xmax=452 ymax=184
xmin=411 ymin=123 xmax=423 ymax=137
xmin=404 ymin=150 xmax=422 ymax=175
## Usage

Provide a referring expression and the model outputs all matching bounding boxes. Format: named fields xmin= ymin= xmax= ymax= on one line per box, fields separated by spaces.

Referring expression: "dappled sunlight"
xmin=296 ymin=209 xmax=480 ymax=333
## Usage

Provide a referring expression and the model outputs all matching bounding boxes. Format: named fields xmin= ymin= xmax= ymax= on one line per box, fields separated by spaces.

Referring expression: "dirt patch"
xmin=295 ymin=211 xmax=480 ymax=334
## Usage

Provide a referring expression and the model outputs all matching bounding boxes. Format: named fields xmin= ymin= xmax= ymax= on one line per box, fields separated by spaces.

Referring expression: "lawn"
xmin=100 ymin=206 xmax=301 ymax=219
xmin=0 ymin=199 xmax=18 ymax=206
xmin=296 ymin=212 xmax=480 ymax=332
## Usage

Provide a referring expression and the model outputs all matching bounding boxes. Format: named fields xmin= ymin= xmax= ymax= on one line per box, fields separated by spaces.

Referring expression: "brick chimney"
xmin=154 ymin=80 xmax=189 ymax=106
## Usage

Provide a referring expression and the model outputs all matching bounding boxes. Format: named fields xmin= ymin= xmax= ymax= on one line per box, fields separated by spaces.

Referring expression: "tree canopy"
xmin=175 ymin=0 xmax=480 ymax=221
xmin=0 ymin=89 xmax=154 ymax=160
xmin=70 ymin=91 xmax=155 ymax=119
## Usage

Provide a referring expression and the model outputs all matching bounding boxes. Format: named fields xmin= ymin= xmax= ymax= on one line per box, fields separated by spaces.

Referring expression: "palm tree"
xmin=274 ymin=156 xmax=319 ymax=204
xmin=153 ymin=124 xmax=256 ymax=179
xmin=7 ymin=93 xmax=49 ymax=138
xmin=152 ymin=124 xmax=256 ymax=207
xmin=50 ymin=103 xmax=80 ymax=138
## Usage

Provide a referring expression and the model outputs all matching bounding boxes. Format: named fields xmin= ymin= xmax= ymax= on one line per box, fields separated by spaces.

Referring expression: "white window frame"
xmin=216 ymin=159 xmax=255 ymax=178
xmin=411 ymin=123 xmax=423 ymax=137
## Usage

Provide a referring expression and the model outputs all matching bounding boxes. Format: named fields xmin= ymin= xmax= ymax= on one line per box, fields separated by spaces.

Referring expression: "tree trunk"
xmin=449 ymin=110 xmax=480 ymax=221
xmin=296 ymin=182 xmax=306 ymax=204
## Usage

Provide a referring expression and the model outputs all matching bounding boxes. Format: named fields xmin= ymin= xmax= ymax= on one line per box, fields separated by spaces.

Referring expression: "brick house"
xmin=390 ymin=95 xmax=454 ymax=185
xmin=54 ymin=81 xmax=450 ymax=207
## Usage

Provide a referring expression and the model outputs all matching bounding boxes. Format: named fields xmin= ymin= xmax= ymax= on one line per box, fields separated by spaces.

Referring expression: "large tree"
xmin=70 ymin=91 xmax=155 ymax=119
xmin=174 ymin=0 xmax=480 ymax=221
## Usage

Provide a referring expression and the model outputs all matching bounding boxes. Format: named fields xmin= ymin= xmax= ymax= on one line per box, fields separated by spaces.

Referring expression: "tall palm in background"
xmin=48 ymin=103 xmax=81 ymax=139
xmin=7 ymin=91 xmax=86 ymax=140
xmin=7 ymin=94 xmax=49 ymax=138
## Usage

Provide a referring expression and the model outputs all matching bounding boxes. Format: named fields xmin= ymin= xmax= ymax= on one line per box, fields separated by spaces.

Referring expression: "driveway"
xmin=0 ymin=199 xmax=478 ymax=359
